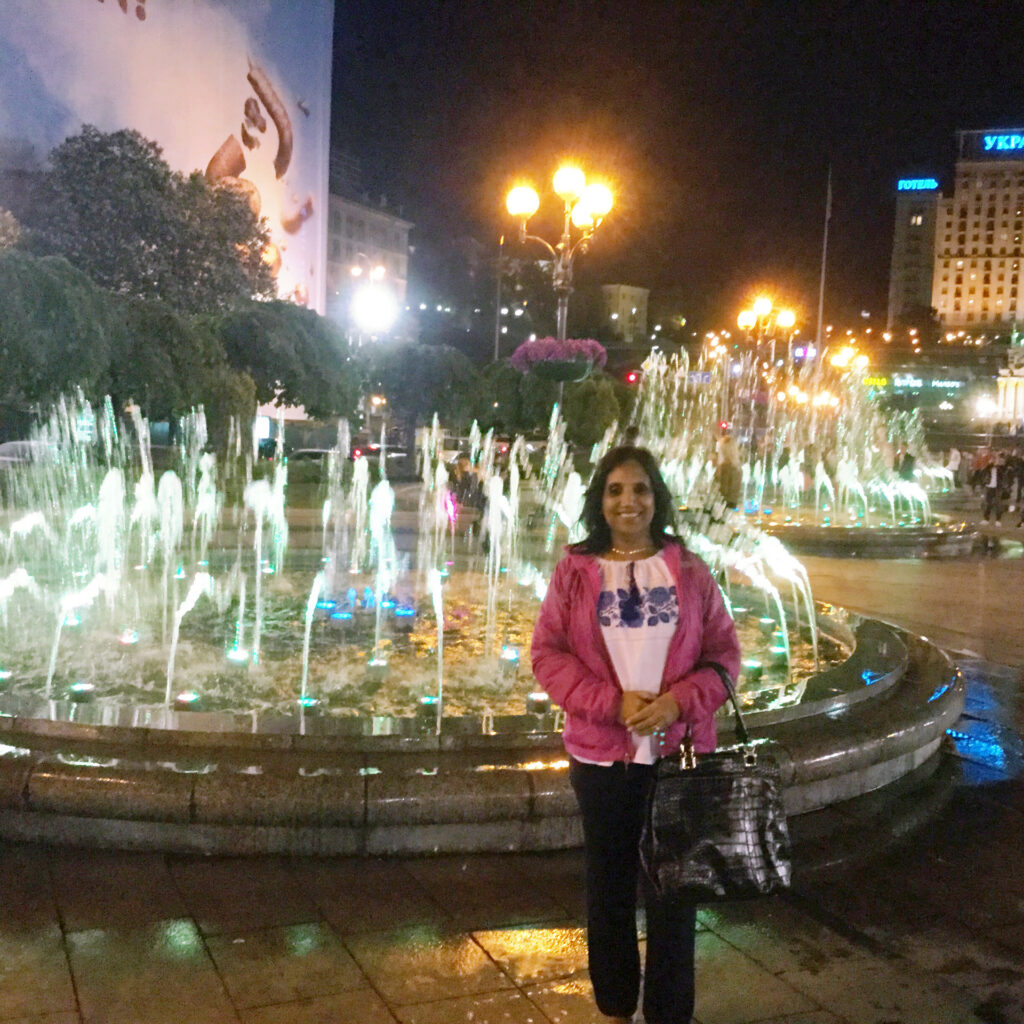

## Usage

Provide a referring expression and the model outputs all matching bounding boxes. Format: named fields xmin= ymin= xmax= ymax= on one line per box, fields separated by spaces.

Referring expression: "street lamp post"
xmin=505 ymin=166 xmax=613 ymax=341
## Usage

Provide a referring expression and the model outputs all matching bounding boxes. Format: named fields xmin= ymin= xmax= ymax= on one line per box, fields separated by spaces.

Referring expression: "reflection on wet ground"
xmin=0 ymin=657 xmax=1019 ymax=1024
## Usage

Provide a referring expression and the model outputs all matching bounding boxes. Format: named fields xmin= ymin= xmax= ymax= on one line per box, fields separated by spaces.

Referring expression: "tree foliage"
xmin=29 ymin=126 xmax=273 ymax=314
xmin=212 ymin=301 xmax=361 ymax=421
xmin=359 ymin=343 xmax=479 ymax=429
xmin=562 ymin=373 xmax=623 ymax=447
xmin=0 ymin=251 xmax=114 ymax=412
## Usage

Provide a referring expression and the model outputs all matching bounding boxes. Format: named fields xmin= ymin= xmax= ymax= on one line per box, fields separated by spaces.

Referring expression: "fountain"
xmin=0 ymin=392 xmax=964 ymax=854
xmin=630 ymin=349 xmax=977 ymax=557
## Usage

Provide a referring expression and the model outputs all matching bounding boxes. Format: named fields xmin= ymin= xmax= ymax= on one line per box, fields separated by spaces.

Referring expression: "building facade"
xmin=601 ymin=283 xmax=649 ymax=345
xmin=325 ymin=193 xmax=412 ymax=327
xmin=886 ymin=178 xmax=940 ymax=328
xmin=931 ymin=129 xmax=1024 ymax=330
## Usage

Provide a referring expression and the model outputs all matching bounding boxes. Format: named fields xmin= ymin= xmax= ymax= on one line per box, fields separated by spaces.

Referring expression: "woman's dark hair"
xmin=571 ymin=445 xmax=678 ymax=555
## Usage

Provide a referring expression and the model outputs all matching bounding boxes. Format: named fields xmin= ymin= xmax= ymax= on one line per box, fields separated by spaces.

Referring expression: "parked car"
xmin=0 ymin=440 xmax=58 ymax=471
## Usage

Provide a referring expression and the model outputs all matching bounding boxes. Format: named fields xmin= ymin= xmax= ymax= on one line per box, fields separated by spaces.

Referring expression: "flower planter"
xmin=531 ymin=358 xmax=593 ymax=383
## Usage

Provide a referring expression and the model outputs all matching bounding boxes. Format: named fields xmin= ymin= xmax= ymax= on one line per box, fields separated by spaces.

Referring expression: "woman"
xmin=531 ymin=445 xmax=740 ymax=1024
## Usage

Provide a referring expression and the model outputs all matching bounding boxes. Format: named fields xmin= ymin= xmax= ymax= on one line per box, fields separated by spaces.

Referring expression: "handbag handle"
xmin=693 ymin=660 xmax=750 ymax=745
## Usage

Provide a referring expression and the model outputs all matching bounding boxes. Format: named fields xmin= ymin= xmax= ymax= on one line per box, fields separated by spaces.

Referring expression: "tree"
xmin=212 ymin=301 xmax=361 ymax=421
xmin=471 ymin=360 xmax=559 ymax=434
xmin=562 ymin=374 xmax=623 ymax=448
xmin=359 ymin=343 xmax=479 ymax=434
xmin=29 ymin=126 xmax=273 ymax=314
xmin=0 ymin=207 xmax=19 ymax=251
xmin=107 ymin=297 xmax=245 ymax=425
xmin=0 ymin=251 xmax=115 ymax=430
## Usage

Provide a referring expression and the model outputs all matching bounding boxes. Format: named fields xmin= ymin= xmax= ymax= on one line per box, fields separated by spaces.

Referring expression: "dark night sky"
xmin=332 ymin=1 xmax=1024 ymax=331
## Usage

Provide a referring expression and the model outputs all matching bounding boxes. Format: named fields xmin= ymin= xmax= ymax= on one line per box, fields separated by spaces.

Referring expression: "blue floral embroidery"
xmin=598 ymin=584 xmax=678 ymax=628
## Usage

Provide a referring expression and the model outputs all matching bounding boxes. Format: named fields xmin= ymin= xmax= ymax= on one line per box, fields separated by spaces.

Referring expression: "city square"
xmin=1 ymin=2 xmax=1024 ymax=1023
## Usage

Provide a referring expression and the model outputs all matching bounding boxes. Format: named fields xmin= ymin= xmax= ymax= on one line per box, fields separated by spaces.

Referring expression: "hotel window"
xmin=910 ymin=214 xmax=923 ymax=226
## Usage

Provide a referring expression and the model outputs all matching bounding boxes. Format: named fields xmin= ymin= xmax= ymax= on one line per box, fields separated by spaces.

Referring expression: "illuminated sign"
xmin=897 ymin=178 xmax=939 ymax=191
xmin=862 ymin=376 xmax=889 ymax=387
xmin=984 ymin=133 xmax=1024 ymax=152
xmin=893 ymin=374 xmax=923 ymax=389
xmin=930 ymin=379 xmax=964 ymax=389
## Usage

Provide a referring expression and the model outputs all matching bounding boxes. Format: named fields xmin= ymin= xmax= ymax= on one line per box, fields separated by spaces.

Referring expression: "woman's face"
xmin=601 ymin=460 xmax=655 ymax=546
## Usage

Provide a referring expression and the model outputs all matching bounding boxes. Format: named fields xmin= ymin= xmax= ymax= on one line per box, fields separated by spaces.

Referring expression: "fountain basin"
xmin=762 ymin=520 xmax=979 ymax=558
xmin=0 ymin=614 xmax=964 ymax=855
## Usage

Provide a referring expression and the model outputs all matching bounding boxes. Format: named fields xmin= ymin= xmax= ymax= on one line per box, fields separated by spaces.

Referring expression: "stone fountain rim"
xmin=0 ymin=608 xmax=893 ymax=758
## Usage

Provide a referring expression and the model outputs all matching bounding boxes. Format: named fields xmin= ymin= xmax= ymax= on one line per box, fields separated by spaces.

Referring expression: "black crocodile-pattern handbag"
xmin=640 ymin=661 xmax=792 ymax=901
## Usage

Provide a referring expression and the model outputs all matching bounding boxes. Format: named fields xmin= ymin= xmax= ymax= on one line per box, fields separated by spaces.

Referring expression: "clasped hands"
xmin=619 ymin=690 xmax=681 ymax=735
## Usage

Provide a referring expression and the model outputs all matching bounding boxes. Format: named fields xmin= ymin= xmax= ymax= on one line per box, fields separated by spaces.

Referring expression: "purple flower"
xmin=508 ymin=337 xmax=608 ymax=374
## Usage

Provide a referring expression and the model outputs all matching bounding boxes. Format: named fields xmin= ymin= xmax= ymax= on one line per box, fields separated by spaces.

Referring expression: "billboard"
xmin=0 ymin=0 xmax=333 ymax=312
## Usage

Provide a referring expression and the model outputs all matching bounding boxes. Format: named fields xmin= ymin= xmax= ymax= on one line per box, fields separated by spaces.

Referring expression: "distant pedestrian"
xmin=945 ymin=446 xmax=962 ymax=489
xmin=982 ymin=452 xmax=1009 ymax=523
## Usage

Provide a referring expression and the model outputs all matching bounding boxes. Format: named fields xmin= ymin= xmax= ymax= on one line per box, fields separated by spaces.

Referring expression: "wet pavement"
xmin=2 ymin=557 xmax=1024 ymax=1023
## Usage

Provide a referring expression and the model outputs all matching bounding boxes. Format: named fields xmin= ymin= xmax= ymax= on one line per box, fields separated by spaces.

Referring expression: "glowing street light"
xmin=505 ymin=164 xmax=614 ymax=340
xmin=351 ymin=283 xmax=399 ymax=337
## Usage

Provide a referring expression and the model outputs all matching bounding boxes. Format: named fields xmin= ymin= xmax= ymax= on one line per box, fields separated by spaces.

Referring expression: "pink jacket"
xmin=530 ymin=541 xmax=741 ymax=763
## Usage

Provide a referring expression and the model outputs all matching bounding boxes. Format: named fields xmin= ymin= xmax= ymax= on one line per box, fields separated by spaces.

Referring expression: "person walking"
xmin=531 ymin=445 xmax=741 ymax=1024
xmin=714 ymin=433 xmax=743 ymax=509
xmin=982 ymin=451 xmax=1007 ymax=523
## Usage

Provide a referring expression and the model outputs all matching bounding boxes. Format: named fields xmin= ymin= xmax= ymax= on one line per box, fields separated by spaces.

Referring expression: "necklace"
xmin=609 ymin=544 xmax=655 ymax=557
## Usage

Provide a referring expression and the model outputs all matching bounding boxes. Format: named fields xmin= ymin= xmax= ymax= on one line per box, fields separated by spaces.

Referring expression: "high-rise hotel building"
xmin=891 ymin=128 xmax=1024 ymax=332
xmin=934 ymin=129 xmax=1024 ymax=330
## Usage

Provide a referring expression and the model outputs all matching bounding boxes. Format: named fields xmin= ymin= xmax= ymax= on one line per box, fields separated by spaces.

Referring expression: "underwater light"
xmin=742 ymin=660 xmax=764 ymax=682
xmin=757 ymin=617 xmax=775 ymax=635
xmin=226 ymin=647 xmax=250 ymax=663
xmin=769 ymin=645 xmax=788 ymax=666
xmin=174 ymin=691 xmax=201 ymax=710
xmin=118 ymin=629 xmax=139 ymax=646
xmin=68 ymin=681 xmax=95 ymax=702
xmin=527 ymin=691 xmax=551 ymax=714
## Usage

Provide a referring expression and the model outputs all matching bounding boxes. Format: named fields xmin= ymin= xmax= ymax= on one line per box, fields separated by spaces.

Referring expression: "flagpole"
xmin=815 ymin=166 xmax=832 ymax=354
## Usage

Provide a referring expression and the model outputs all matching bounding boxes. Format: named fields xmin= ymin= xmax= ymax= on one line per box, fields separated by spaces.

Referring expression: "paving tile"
xmin=205 ymin=922 xmax=368 ymax=1009
xmin=238 ymin=989 xmax=397 ymax=1024
xmin=731 ymin=1014 xmax=844 ymax=1024
xmin=506 ymin=850 xmax=587 ymax=921
xmin=472 ymin=923 xmax=587 ymax=985
xmin=0 ymin=926 xmax=77 ymax=1020
xmin=892 ymin=923 xmax=1024 ymax=1021
xmin=65 ymin=919 xmax=238 ymax=1024
xmin=345 ymin=925 xmax=513 ymax=1005
xmin=521 ymin=975 xmax=598 ymax=1024
xmin=49 ymin=848 xmax=186 ymax=932
xmin=0 ymin=844 xmax=60 ymax=929
xmin=0 ymin=1016 xmax=82 ymax=1024
xmin=776 ymin=948 xmax=983 ymax=1024
xmin=393 ymin=988 xmax=545 ymax=1024
xmin=168 ymin=856 xmax=318 ymax=936
xmin=298 ymin=857 xmax=447 ymax=935
xmin=699 ymin=898 xmax=863 ymax=977
xmin=695 ymin=932 xmax=817 ymax=1024
xmin=402 ymin=854 xmax=566 ymax=929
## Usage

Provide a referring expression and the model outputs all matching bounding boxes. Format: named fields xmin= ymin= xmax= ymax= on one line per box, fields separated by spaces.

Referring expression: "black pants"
xmin=570 ymin=758 xmax=697 ymax=1024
